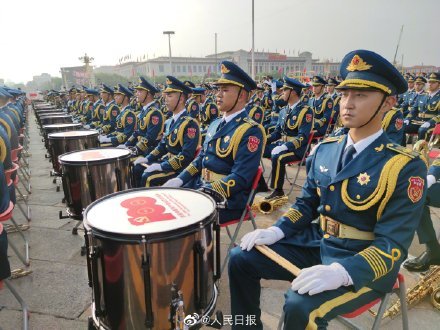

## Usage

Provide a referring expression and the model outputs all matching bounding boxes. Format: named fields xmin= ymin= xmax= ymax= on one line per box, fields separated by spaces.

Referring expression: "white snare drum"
xmin=84 ymin=187 xmax=219 ymax=330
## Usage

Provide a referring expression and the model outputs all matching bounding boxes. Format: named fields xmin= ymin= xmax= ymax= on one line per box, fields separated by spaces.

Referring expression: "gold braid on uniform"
xmin=341 ymin=154 xmax=413 ymax=220
xmin=211 ymin=179 xmax=236 ymax=198
xmin=358 ymin=247 xmax=401 ymax=281
xmin=187 ymin=164 xmax=199 ymax=176
xmin=168 ymin=117 xmax=199 ymax=147
xmin=381 ymin=108 xmax=398 ymax=131
xmin=314 ymin=98 xmax=329 ymax=115
xmin=286 ymin=107 xmax=308 ymax=130
xmin=215 ymin=120 xmax=267 ymax=160
xmin=168 ymin=155 xmax=185 ymax=171
xmin=284 ymin=208 xmax=303 ymax=224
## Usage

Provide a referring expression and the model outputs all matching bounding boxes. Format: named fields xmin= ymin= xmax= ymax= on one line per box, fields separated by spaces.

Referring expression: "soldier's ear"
xmin=383 ymin=95 xmax=397 ymax=110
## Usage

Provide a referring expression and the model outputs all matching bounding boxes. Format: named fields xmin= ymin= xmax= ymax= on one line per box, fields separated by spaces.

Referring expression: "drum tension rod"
xmin=141 ymin=237 xmax=154 ymax=328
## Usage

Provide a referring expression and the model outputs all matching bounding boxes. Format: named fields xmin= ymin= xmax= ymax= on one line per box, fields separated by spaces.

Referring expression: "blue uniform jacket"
xmin=408 ymin=90 xmax=440 ymax=120
xmin=108 ymin=104 xmax=136 ymax=145
xmin=266 ymin=103 xmax=314 ymax=157
xmin=126 ymin=103 xmax=164 ymax=153
xmin=275 ymin=132 xmax=427 ymax=293
xmin=178 ymin=111 xmax=266 ymax=210
xmin=101 ymin=101 xmax=120 ymax=134
xmin=309 ymin=93 xmax=334 ymax=135
xmin=146 ymin=113 xmax=200 ymax=173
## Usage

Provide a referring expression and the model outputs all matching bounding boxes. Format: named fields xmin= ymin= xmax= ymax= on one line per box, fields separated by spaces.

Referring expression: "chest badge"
xmin=357 ymin=172 xmax=371 ymax=186
xmin=319 ymin=165 xmax=329 ymax=173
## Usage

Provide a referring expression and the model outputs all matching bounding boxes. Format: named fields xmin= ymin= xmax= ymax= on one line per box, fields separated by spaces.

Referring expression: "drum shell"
xmin=43 ymin=124 xmax=82 ymax=149
xmin=39 ymin=115 xmax=72 ymax=126
xmin=48 ymin=131 xmax=99 ymax=174
xmin=36 ymin=112 xmax=66 ymax=124
xmin=86 ymin=219 xmax=216 ymax=330
xmin=60 ymin=153 xmax=132 ymax=218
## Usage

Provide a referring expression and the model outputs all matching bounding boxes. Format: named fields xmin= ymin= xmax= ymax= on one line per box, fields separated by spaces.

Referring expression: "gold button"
xmin=323 ymin=234 xmax=330 ymax=239
xmin=329 ymin=185 xmax=335 ymax=191
xmin=356 ymin=194 xmax=361 ymax=200
xmin=205 ymin=156 xmax=209 ymax=160
xmin=325 ymin=205 xmax=331 ymax=212
xmin=209 ymin=143 xmax=212 ymax=147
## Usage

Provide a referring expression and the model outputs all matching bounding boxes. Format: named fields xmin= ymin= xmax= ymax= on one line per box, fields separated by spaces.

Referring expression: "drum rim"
xmin=58 ymin=147 xmax=132 ymax=165
xmin=48 ymin=130 xmax=99 ymax=139
xmin=43 ymin=123 xmax=82 ymax=129
xmin=39 ymin=115 xmax=72 ymax=118
xmin=84 ymin=187 xmax=217 ymax=242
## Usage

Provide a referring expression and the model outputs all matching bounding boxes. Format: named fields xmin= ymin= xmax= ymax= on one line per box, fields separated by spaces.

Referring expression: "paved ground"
xmin=0 ymin=107 xmax=439 ymax=329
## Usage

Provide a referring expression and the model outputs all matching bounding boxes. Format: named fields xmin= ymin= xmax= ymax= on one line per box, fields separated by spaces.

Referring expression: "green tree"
xmin=95 ymin=73 xmax=131 ymax=87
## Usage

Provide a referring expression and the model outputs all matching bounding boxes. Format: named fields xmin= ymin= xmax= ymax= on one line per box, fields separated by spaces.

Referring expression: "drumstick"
xmin=255 ymin=245 xmax=301 ymax=276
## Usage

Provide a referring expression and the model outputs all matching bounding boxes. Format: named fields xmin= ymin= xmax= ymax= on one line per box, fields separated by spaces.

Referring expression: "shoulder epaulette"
xmin=386 ymin=143 xmax=419 ymax=159
xmin=243 ymin=117 xmax=257 ymax=126
xmin=321 ymin=135 xmax=344 ymax=144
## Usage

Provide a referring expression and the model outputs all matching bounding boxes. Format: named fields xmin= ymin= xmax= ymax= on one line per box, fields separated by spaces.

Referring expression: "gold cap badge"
xmin=347 ymin=55 xmax=372 ymax=72
xmin=221 ymin=64 xmax=230 ymax=74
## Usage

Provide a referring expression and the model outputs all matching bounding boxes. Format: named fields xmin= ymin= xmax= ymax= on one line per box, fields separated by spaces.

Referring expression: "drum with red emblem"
xmin=48 ymin=130 xmax=99 ymax=175
xmin=59 ymin=148 xmax=132 ymax=219
xmin=84 ymin=187 xmax=219 ymax=330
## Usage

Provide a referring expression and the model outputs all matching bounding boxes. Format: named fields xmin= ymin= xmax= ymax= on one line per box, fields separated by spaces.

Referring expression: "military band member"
xmin=82 ymin=88 xmax=101 ymax=126
xmin=200 ymin=87 xmax=219 ymax=132
xmin=263 ymin=77 xmax=313 ymax=199
xmin=403 ymin=156 xmax=440 ymax=271
xmin=132 ymin=76 xmax=200 ymax=187
xmin=98 ymin=84 xmax=120 ymax=134
xmin=99 ymin=84 xmax=136 ymax=146
xmin=163 ymin=61 xmax=265 ymax=224
xmin=309 ymin=76 xmax=334 ymax=137
xmin=0 ymin=163 xmax=12 ymax=282
xmin=397 ymin=74 xmax=415 ymax=107
xmin=123 ymin=77 xmax=164 ymax=155
xmin=417 ymin=72 xmax=440 ymax=141
xmin=228 ymin=49 xmax=427 ymax=330
xmin=399 ymin=75 xmax=423 ymax=117
xmin=325 ymin=78 xmax=341 ymax=134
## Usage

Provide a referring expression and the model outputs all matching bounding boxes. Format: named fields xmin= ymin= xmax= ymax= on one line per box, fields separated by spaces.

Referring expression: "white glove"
xmin=421 ymin=122 xmax=430 ymax=128
xmin=133 ymin=157 xmax=148 ymax=165
xmin=427 ymin=174 xmax=437 ymax=189
xmin=291 ymin=263 xmax=352 ymax=295
xmin=163 ymin=178 xmax=183 ymax=188
xmin=271 ymin=144 xmax=288 ymax=156
xmin=73 ymin=119 xmax=79 ymax=124
xmin=99 ymin=136 xmax=111 ymax=143
xmin=240 ymin=227 xmax=285 ymax=251
xmin=116 ymin=144 xmax=127 ymax=149
xmin=144 ymin=163 xmax=162 ymax=173
xmin=83 ymin=124 xmax=91 ymax=129
xmin=404 ymin=119 xmax=409 ymax=125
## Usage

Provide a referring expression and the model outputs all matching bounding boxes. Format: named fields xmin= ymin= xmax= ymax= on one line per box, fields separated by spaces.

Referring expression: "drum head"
xmin=43 ymin=123 xmax=82 ymax=129
xmin=59 ymin=148 xmax=132 ymax=165
xmin=84 ymin=188 xmax=216 ymax=237
xmin=48 ymin=130 xmax=98 ymax=139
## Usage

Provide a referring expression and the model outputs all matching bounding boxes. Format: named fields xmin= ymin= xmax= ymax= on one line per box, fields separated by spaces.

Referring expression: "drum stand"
xmin=59 ymin=211 xmax=87 ymax=256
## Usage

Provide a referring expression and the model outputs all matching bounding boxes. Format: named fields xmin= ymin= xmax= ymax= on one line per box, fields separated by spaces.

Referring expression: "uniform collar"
xmin=172 ymin=107 xmax=186 ymax=122
xmin=345 ymin=129 xmax=383 ymax=158
xmin=143 ymin=100 xmax=155 ymax=110
xmin=288 ymin=100 xmax=300 ymax=111
xmin=223 ymin=107 xmax=246 ymax=123
xmin=429 ymin=89 xmax=440 ymax=98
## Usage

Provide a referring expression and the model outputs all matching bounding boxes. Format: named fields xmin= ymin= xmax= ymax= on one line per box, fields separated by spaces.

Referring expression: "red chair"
xmin=0 ymin=223 xmax=29 ymax=330
xmin=337 ymin=273 xmax=409 ymax=330
xmin=278 ymin=273 xmax=408 ymax=330
xmin=0 ymin=201 xmax=30 ymax=267
xmin=428 ymin=123 xmax=440 ymax=160
xmin=285 ymin=131 xmax=316 ymax=195
xmin=219 ymin=166 xmax=263 ymax=275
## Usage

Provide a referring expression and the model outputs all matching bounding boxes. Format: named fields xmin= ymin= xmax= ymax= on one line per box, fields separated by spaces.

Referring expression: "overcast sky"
xmin=0 ymin=0 xmax=438 ymax=83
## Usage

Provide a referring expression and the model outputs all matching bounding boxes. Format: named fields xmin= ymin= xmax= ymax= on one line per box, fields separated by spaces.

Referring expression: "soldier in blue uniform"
xmin=132 ymin=76 xmax=201 ymax=187
xmin=403 ymin=73 xmax=440 ymax=143
xmin=403 ymin=155 xmax=440 ymax=272
xmin=82 ymin=88 xmax=101 ymax=126
xmin=122 ymin=77 xmax=164 ymax=155
xmin=397 ymin=74 xmax=415 ymax=108
xmin=98 ymin=84 xmax=120 ymax=135
xmin=263 ymin=86 xmax=287 ymax=135
xmin=163 ymin=61 xmax=266 ymax=224
xmin=0 ymin=162 xmax=12 ymax=282
xmin=200 ymin=87 xmax=220 ymax=134
xmin=309 ymin=76 xmax=334 ymax=137
xmin=399 ymin=75 xmax=423 ymax=117
xmin=416 ymin=72 xmax=440 ymax=141
xmin=325 ymin=78 xmax=341 ymax=135
xmin=99 ymin=85 xmax=136 ymax=147
xmin=262 ymin=77 xmax=313 ymax=199
xmin=228 ymin=49 xmax=427 ymax=330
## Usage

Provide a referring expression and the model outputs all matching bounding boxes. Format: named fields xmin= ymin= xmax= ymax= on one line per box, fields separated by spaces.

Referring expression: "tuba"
xmin=257 ymin=196 xmax=289 ymax=214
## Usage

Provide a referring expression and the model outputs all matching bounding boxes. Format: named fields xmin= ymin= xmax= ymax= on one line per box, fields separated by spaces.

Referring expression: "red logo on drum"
xmin=120 ymin=197 xmax=176 ymax=226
